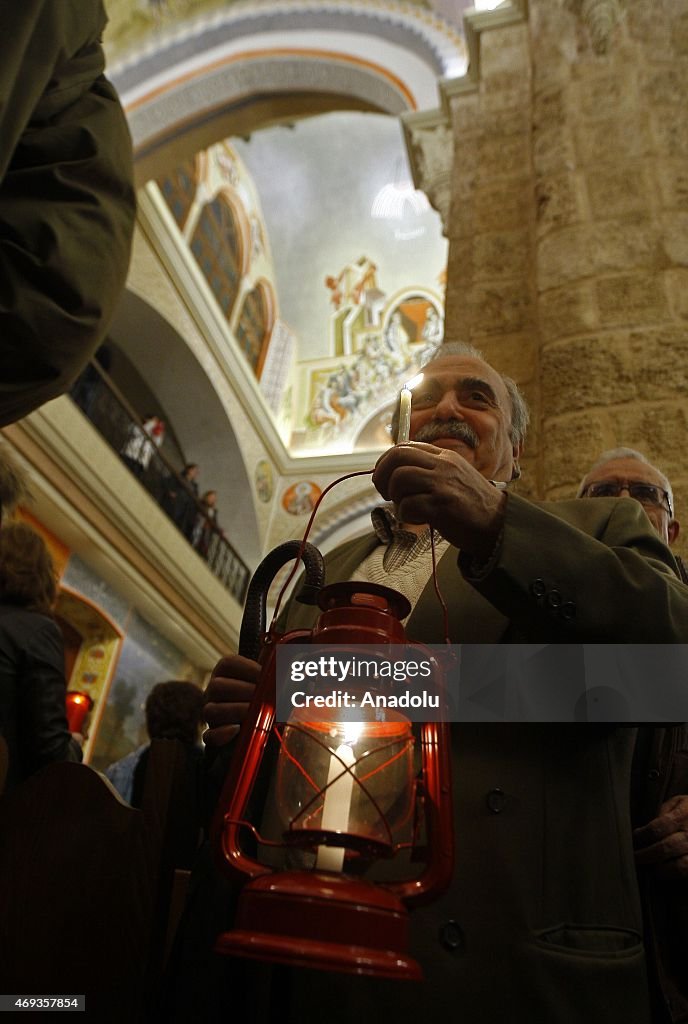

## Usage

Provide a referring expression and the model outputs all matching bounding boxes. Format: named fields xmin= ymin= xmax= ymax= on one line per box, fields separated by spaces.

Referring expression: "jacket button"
xmin=531 ymin=579 xmax=546 ymax=598
xmin=439 ymin=920 xmax=464 ymax=952
xmin=547 ymin=590 xmax=562 ymax=608
xmin=561 ymin=601 xmax=576 ymax=620
xmin=647 ymin=769 xmax=660 ymax=781
xmin=486 ymin=787 xmax=507 ymax=813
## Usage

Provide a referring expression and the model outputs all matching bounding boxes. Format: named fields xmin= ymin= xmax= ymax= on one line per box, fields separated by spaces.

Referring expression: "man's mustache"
xmin=413 ymin=419 xmax=479 ymax=448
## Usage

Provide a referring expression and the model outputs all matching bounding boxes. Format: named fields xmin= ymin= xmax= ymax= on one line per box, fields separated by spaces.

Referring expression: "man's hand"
xmin=633 ymin=794 xmax=688 ymax=881
xmin=372 ymin=442 xmax=507 ymax=559
xmin=203 ymin=654 xmax=260 ymax=747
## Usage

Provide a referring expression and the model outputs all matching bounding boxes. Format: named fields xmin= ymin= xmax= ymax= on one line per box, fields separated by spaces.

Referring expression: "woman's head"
xmin=0 ymin=524 xmax=57 ymax=614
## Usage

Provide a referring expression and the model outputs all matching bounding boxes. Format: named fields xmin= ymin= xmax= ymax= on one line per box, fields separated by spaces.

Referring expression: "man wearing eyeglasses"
xmin=578 ymin=448 xmax=680 ymax=551
xmin=578 ymin=447 xmax=688 ymax=1023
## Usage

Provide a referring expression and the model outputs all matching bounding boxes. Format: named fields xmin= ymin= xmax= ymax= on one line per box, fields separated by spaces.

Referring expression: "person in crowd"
xmin=578 ymin=446 xmax=686 ymax=580
xmin=105 ymin=680 xmax=205 ymax=867
xmin=0 ymin=2 xmax=135 ymax=428
xmin=202 ymin=342 xmax=688 ymax=1024
xmin=192 ymin=491 xmax=221 ymax=560
xmin=579 ymin=447 xmax=688 ymax=1022
xmin=120 ymin=414 xmax=165 ymax=479
xmin=161 ymin=463 xmax=201 ymax=540
xmin=0 ymin=523 xmax=81 ymax=792
xmin=105 ymin=680 xmax=204 ymax=805
xmin=69 ymin=344 xmax=113 ymax=420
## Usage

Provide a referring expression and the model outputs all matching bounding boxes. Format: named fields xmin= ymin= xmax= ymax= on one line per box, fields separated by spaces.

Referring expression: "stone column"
xmin=444 ymin=17 xmax=541 ymax=495
xmin=530 ymin=0 xmax=688 ymax=557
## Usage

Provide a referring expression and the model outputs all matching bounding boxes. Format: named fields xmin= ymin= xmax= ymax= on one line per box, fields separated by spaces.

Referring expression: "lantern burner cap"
xmin=282 ymin=828 xmax=394 ymax=860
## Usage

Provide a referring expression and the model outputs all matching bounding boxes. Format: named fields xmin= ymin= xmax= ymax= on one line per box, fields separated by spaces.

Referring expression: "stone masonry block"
xmin=532 ymin=87 xmax=567 ymax=131
xmin=478 ymin=106 xmax=531 ymax=143
xmin=572 ymin=71 xmax=638 ymax=122
xmin=476 ymin=333 xmax=538 ymax=384
xmin=479 ymin=23 xmax=530 ymax=77
xmin=533 ymin=123 xmax=576 ymax=177
xmin=652 ymin=107 xmax=688 ymax=157
xmin=662 ymin=212 xmax=688 ymax=266
xmin=665 ymin=268 xmax=688 ymax=320
xmin=627 ymin=2 xmax=672 ymax=50
xmin=477 ymin=134 xmax=531 ymax=179
xmin=540 ymin=412 xmax=610 ymax=490
xmin=474 ymin=182 xmax=534 ymax=233
xmin=539 ymin=283 xmax=598 ymax=340
xmin=469 ymin=281 xmax=536 ymax=336
xmin=543 ymin=400 xmax=688 ymax=496
xmin=450 ymin=92 xmax=480 ymax=133
xmin=537 ymin=222 xmax=660 ymax=292
xmin=575 ymin=116 xmax=654 ymax=166
xmin=642 ymin=66 xmax=687 ymax=107
xmin=610 ymin=403 xmax=688 ymax=483
xmin=586 ymin=167 xmax=651 ymax=220
xmin=535 ymin=172 xmax=584 ymax=236
xmin=656 ymin=161 xmax=688 ymax=209
xmin=670 ymin=11 xmax=688 ymax=56
xmin=540 ymin=328 xmax=688 ymax=413
xmin=473 ymin=229 xmax=532 ymax=281
xmin=480 ymin=70 xmax=530 ymax=99
xmin=597 ymin=274 xmax=669 ymax=326
xmin=540 ymin=336 xmax=637 ymax=412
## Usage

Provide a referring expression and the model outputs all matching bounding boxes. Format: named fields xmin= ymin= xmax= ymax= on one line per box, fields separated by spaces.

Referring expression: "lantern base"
xmin=215 ymin=870 xmax=422 ymax=981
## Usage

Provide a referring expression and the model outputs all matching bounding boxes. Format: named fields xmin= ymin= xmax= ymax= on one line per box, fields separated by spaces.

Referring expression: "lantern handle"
xmin=239 ymin=540 xmax=325 ymax=661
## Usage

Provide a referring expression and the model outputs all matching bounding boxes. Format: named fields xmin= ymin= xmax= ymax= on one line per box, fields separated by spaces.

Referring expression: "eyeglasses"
xmin=582 ymin=480 xmax=673 ymax=517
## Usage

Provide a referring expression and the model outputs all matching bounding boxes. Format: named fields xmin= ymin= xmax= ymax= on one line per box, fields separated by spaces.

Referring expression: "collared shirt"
xmin=350 ymin=505 xmax=450 ymax=617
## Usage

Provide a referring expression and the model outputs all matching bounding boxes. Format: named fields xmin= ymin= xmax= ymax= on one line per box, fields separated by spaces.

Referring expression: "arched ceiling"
xmin=105 ymin=0 xmax=471 ymax=178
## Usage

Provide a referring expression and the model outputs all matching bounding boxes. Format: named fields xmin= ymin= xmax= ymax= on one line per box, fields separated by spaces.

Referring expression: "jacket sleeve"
xmin=19 ymin=616 xmax=82 ymax=775
xmin=0 ymin=0 xmax=135 ymax=426
xmin=460 ymin=494 xmax=688 ymax=642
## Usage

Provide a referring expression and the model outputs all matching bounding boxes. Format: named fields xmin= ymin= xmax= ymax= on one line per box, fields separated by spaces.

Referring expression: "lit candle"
xmin=397 ymin=387 xmax=412 ymax=444
xmin=316 ymin=743 xmax=356 ymax=872
xmin=396 ymin=373 xmax=423 ymax=444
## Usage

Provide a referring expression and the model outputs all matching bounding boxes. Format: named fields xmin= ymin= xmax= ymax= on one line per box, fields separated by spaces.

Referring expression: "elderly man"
xmin=579 ymin=447 xmax=685 ymax=578
xmin=204 ymin=343 xmax=688 ymax=1024
xmin=579 ymin=447 xmax=688 ymax=1024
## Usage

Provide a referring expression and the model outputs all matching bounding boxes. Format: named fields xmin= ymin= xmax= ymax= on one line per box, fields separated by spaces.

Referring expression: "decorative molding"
xmin=403 ymin=120 xmax=454 ymax=231
xmin=109 ymin=1 xmax=466 ymax=89
xmin=402 ymin=0 xmax=529 ymax=230
xmin=564 ymin=0 xmax=622 ymax=55
xmin=2 ymin=409 xmax=239 ymax=665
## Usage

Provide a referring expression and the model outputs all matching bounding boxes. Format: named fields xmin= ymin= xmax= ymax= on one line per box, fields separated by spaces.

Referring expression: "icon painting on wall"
xmin=255 ymin=459 xmax=274 ymax=503
xmin=282 ymin=481 xmax=322 ymax=516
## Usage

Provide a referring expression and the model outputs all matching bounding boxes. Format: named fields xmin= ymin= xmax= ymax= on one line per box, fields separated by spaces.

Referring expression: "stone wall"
xmin=445 ymin=19 xmax=540 ymax=498
xmin=444 ymin=0 xmax=688 ymax=557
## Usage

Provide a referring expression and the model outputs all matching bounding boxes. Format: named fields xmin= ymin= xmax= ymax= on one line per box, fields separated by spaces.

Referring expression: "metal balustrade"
xmin=70 ymin=360 xmax=250 ymax=604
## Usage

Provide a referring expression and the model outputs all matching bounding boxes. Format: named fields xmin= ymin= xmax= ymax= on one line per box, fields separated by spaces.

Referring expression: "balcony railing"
xmin=70 ymin=359 xmax=250 ymax=604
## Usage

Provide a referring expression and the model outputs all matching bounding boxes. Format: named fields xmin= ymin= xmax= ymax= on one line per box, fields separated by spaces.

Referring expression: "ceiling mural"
xmin=153 ymin=110 xmax=447 ymax=456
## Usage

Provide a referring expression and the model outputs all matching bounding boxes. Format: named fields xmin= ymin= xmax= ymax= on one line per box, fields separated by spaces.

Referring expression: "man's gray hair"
xmin=423 ymin=341 xmax=530 ymax=446
xmin=576 ymin=447 xmax=674 ymax=512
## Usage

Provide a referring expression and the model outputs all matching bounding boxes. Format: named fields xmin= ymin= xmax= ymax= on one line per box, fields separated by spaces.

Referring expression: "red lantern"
xmin=211 ymin=580 xmax=453 ymax=980
xmin=65 ymin=690 xmax=93 ymax=734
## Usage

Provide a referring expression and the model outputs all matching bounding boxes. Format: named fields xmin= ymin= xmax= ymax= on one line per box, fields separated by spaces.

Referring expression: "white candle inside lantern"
xmin=396 ymin=373 xmax=424 ymax=444
xmin=397 ymin=387 xmax=412 ymax=444
xmin=315 ymin=743 xmax=356 ymax=872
